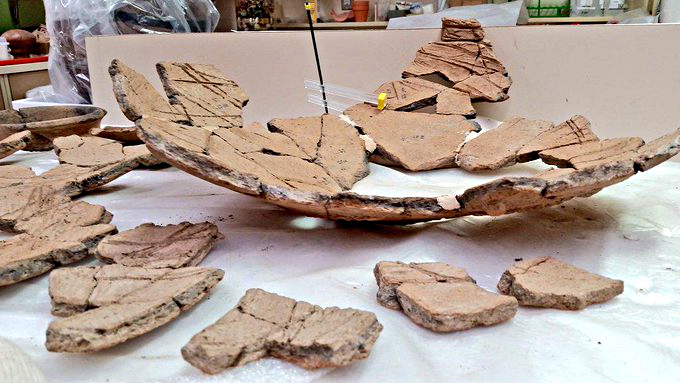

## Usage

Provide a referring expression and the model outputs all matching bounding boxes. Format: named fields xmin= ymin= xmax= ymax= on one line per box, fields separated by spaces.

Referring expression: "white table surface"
xmin=1 ymin=149 xmax=679 ymax=383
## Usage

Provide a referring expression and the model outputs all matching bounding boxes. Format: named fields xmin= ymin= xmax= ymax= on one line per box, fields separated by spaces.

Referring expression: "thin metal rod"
xmin=305 ymin=5 xmax=328 ymax=114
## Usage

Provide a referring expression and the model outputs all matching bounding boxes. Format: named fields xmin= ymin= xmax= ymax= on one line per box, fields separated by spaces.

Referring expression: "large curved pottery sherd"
xmin=109 ymin=59 xmax=680 ymax=223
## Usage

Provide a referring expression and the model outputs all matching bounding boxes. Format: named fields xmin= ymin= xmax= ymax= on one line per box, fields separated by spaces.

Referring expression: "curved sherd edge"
xmin=0 ymin=130 xmax=33 ymax=159
xmin=110 ymin=59 xmax=680 ymax=223
xmin=634 ymin=128 xmax=680 ymax=172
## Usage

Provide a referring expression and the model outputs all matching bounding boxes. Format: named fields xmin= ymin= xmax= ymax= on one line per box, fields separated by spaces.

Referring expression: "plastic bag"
xmin=44 ymin=0 xmax=220 ymax=104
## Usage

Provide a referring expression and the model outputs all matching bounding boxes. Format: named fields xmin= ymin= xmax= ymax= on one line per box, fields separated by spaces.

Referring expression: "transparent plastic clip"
xmin=305 ymin=80 xmax=384 ymax=112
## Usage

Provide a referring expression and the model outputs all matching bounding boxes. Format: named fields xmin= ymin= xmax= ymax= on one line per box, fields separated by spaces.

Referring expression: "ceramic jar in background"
xmin=1 ymin=29 xmax=36 ymax=58
xmin=352 ymin=0 xmax=369 ymax=22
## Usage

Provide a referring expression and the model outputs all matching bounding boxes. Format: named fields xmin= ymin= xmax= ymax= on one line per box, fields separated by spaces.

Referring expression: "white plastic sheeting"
xmin=1 ymin=146 xmax=679 ymax=382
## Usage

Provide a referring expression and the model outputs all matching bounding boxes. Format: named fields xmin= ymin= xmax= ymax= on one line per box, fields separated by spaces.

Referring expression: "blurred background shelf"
xmin=528 ymin=16 xmax=613 ymax=24
xmin=274 ymin=21 xmax=388 ymax=29
xmin=0 ymin=58 xmax=48 ymax=109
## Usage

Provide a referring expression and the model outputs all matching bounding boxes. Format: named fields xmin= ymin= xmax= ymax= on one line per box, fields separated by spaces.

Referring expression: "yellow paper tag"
xmin=377 ymin=93 xmax=387 ymax=110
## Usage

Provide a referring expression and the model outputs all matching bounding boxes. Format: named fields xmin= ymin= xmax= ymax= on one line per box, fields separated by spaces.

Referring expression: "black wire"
xmin=305 ymin=5 xmax=328 ymax=114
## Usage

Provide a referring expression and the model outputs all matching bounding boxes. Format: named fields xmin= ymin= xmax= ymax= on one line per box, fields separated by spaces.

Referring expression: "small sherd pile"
xmin=374 ymin=261 xmax=517 ymax=332
xmin=400 ymin=18 xmax=512 ymax=105
xmin=0 ymin=162 xmax=142 ymax=287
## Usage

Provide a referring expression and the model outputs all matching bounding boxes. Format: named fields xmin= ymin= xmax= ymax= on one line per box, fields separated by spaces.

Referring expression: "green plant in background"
xmin=0 ymin=0 xmax=46 ymax=34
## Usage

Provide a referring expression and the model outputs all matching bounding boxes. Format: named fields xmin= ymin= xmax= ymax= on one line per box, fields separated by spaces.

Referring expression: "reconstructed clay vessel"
xmin=108 ymin=19 xmax=680 ymax=224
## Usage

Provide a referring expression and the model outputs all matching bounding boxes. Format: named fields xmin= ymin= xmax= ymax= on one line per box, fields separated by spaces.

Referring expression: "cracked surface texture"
xmin=397 ymin=282 xmax=518 ymax=332
xmin=441 ymin=18 xmax=485 ymax=42
xmin=375 ymin=77 xmax=475 ymax=117
xmin=403 ymin=40 xmax=511 ymax=102
xmin=376 ymin=77 xmax=448 ymax=112
xmin=540 ymin=137 xmax=645 ymax=169
xmin=497 ymin=256 xmax=624 ymax=310
xmin=109 ymin=46 xmax=680 ymax=223
xmin=95 ymin=221 xmax=224 ymax=268
xmin=0 ymin=160 xmax=139 ymax=287
xmin=373 ymin=261 xmax=475 ymax=309
xmin=457 ymin=117 xmax=556 ymax=171
xmin=374 ymin=260 xmax=516 ymax=332
xmin=182 ymin=288 xmax=382 ymax=374
xmin=46 ymin=264 xmax=224 ymax=352
xmin=345 ymin=104 xmax=479 ymax=171
xmin=53 ymin=135 xmax=161 ymax=168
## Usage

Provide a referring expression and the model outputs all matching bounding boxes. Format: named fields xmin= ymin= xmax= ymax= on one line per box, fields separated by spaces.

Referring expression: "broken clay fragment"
xmin=373 ymin=260 xmax=516 ymax=332
xmin=345 ymin=106 xmax=478 ymax=171
xmin=403 ymin=40 xmax=511 ymax=102
xmin=517 ymin=115 xmax=598 ymax=162
xmin=634 ymin=128 xmax=680 ymax=171
xmin=110 ymin=58 xmax=370 ymax=196
xmin=182 ymin=288 xmax=382 ymax=374
xmin=110 ymin=60 xmax=680 ymax=223
xmin=452 ymin=73 xmax=512 ymax=102
xmin=373 ymin=260 xmax=474 ymax=309
xmin=441 ymin=18 xmax=484 ymax=42
xmin=90 ymin=126 xmax=142 ymax=144
xmin=0 ymin=200 xmax=116 ymax=287
xmin=95 ymin=221 xmax=224 ymax=268
xmin=0 ymin=159 xmax=142 ymax=287
xmin=497 ymin=256 xmax=624 ymax=310
xmin=46 ymin=264 xmax=224 ymax=352
xmin=53 ymin=135 xmax=161 ymax=168
xmin=375 ymin=77 xmax=474 ymax=116
xmin=376 ymin=77 xmax=447 ymax=112
xmin=539 ymin=137 xmax=644 ymax=169
xmin=396 ymin=282 xmax=518 ymax=332
xmin=456 ymin=117 xmax=554 ymax=171
xmin=0 ymin=105 xmax=106 ymax=151
xmin=435 ymin=88 xmax=475 ymax=116
xmin=0 ymin=130 xmax=32 ymax=159
xmin=156 ymin=62 xmax=249 ymax=128
xmin=457 ymin=115 xmax=598 ymax=171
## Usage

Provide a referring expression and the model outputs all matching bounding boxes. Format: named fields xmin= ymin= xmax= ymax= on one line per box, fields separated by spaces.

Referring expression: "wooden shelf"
xmin=269 ymin=16 xmax=614 ymax=30
xmin=274 ymin=21 xmax=388 ymax=30
xmin=527 ymin=16 xmax=613 ymax=24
